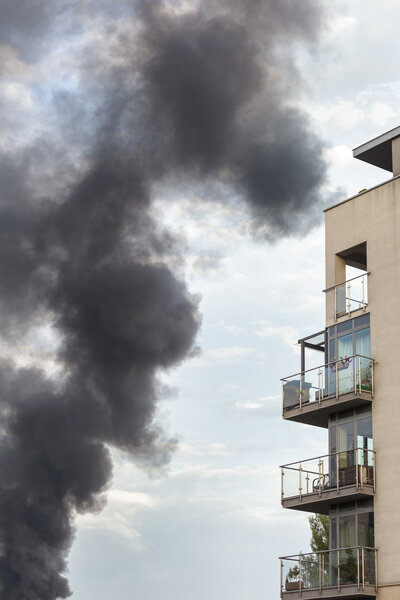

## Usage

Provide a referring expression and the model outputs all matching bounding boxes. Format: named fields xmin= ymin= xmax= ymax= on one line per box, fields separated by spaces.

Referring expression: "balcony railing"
xmin=281 ymin=448 xmax=375 ymax=502
xmin=282 ymin=354 xmax=374 ymax=414
xmin=280 ymin=547 xmax=377 ymax=596
xmin=324 ymin=272 xmax=369 ymax=319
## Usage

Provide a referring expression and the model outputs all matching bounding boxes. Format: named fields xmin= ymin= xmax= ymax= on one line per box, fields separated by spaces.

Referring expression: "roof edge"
xmin=324 ymin=174 xmax=400 ymax=213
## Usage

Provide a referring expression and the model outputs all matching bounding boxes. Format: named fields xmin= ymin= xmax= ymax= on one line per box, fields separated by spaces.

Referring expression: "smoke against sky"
xmin=0 ymin=0 xmax=327 ymax=597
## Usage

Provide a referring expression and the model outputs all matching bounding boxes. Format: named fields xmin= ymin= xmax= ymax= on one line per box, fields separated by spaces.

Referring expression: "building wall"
xmin=325 ymin=175 xmax=400 ymax=596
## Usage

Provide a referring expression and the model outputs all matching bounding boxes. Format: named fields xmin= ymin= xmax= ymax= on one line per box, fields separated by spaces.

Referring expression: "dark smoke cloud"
xmin=0 ymin=0 xmax=327 ymax=597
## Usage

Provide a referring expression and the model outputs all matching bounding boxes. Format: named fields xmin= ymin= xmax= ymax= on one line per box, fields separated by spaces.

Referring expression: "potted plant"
xmin=330 ymin=356 xmax=352 ymax=372
xmin=285 ymin=565 xmax=300 ymax=591
xmin=340 ymin=549 xmax=357 ymax=585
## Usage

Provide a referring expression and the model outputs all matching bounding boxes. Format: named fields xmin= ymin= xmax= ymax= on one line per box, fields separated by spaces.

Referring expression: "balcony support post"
xmin=357 ymin=547 xmax=360 ymax=590
xmin=281 ymin=467 xmax=284 ymax=502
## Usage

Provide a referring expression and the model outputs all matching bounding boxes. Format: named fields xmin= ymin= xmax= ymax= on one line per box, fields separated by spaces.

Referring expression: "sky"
xmin=1 ymin=1 xmax=400 ymax=599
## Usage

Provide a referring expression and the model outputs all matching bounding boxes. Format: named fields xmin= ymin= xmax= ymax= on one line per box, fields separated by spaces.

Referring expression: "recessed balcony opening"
xmin=280 ymin=449 xmax=375 ymax=514
xmin=280 ymin=546 xmax=377 ymax=599
xmin=324 ymin=243 xmax=369 ymax=319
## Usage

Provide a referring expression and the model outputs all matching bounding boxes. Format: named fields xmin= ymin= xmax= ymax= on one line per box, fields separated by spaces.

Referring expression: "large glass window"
xmin=355 ymin=328 xmax=370 ymax=357
xmin=357 ymin=417 xmax=373 ymax=466
xmin=328 ymin=314 xmax=370 ymax=363
xmin=339 ymin=515 xmax=356 ymax=548
xmin=358 ymin=512 xmax=374 ymax=547
xmin=329 ymin=410 xmax=373 ymax=485
xmin=330 ymin=505 xmax=374 ymax=550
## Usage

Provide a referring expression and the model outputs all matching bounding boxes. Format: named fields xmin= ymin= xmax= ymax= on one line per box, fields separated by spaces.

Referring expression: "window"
xmin=330 ymin=502 xmax=374 ymax=550
xmin=327 ymin=314 xmax=370 ymax=363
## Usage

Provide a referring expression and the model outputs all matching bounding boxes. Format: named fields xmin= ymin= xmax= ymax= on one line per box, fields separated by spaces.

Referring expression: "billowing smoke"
xmin=0 ymin=0 xmax=326 ymax=597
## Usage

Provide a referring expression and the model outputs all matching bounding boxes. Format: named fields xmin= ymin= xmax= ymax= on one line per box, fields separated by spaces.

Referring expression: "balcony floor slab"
xmin=283 ymin=391 xmax=373 ymax=428
xmin=282 ymin=485 xmax=374 ymax=515
xmin=281 ymin=584 xmax=376 ymax=599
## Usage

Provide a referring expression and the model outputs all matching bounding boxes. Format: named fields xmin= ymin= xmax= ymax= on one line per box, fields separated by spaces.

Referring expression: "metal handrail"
xmin=280 ymin=546 xmax=376 ymax=560
xmin=281 ymin=353 xmax=373 ymax=382
xmin=280 ymin=447 xmax=375 ymax=469
xmin=323 ymin=272 xmax=370 ymax=293
xmin=280 ymin=546 xmax=378 ymax=596
xmin=281 ymin=448 xmax=375 ymax=500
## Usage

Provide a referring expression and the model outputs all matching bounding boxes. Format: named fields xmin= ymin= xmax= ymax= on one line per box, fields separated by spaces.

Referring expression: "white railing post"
xmin=354 ymin=355 xmax=357 ymax=394
xmin=319 ymin=553 xmax=322 ymax=593
xmin=347 ymin=281 xmax=351 ymax=313
xmin=334 ymin=287 xmax=337 ymax=320
xmin=335 ymin=362 xmax=339 ymax=398
xmin=299 ymin=377 xmax=302 ymax=410
xmin=357 ymin=547 xmax=360 ymax=590
xmin=337 ymin=452 xmax=340 ymax=493
xmin=318 ymin=368 xmax=322 ymax=404
xmin=299 ymin=554 xmax=302 ymax=593
xmin=321 ymin=459 xmax=324 ymax=496
xmin=362 ymin=547 xmax=365 ymax=590
xmin=299 ymin=464 xmax=303 ymax=500
xmin=371 ymin=360 xmax=375 ymax=397
xmin=373 ymin=451 xmax=376 ymax=492
xmin=362 ymin=275 xmax=366 ymax=310
xmin=355 ymin=448 xmax=359 ymax=489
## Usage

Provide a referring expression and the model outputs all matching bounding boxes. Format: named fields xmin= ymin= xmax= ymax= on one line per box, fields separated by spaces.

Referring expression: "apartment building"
xmin=279 ymin=126 xmax=400 ymax=600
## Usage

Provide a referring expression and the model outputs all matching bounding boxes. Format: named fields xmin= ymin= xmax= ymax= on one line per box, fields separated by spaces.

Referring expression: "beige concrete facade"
xmin=325 ymin=174 xmax=400 ymax=598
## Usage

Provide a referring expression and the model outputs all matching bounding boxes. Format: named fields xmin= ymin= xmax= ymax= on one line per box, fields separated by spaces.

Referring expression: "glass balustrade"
xmin=281 ymin=448 xmax=375 ymax=500
xmin=324 ymin=273 xmax=368 ymax=318
xmin=280 ymin=547 xmax=377 ymax=595
xmin=282 ymin=355 xmax=373 ymax=413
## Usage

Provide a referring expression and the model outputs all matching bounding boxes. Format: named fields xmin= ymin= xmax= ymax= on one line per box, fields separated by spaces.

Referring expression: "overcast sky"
xmin=1 ymin=1 xmax=399 ymax=599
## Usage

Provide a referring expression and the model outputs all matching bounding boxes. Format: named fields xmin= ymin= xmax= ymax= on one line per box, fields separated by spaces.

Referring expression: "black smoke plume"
xmin=0 ymin=0 xmax=326 ymax=597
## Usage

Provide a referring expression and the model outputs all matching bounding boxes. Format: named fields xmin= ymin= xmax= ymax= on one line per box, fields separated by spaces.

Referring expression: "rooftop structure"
xmin=279 ymin=127 xmax=400 ymax=599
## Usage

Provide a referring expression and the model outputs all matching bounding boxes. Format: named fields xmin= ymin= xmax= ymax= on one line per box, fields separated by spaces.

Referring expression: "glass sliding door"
xmin=337 ymin=333 xmax=354 ymax=394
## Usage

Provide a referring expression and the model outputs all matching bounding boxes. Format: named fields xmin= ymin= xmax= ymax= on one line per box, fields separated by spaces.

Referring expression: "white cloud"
xmin=234 ymin=394 xmax=281 ymax=417
xmin=204 ymin=345 xmax=257 ymax=363
xmin=254 ymin=320 xmax=299 ymax=349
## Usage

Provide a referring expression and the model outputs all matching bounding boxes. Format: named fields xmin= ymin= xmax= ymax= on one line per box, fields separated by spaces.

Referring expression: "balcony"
xmin=280 ymin=547 xmax=377 ymax=599
xmin=324 ymin=273 xmax=369 ymax=320
xmin=280 ymin=449 xmax=375 ymax=514
xmin=281 ymin=355 xmax=374 ymax=428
